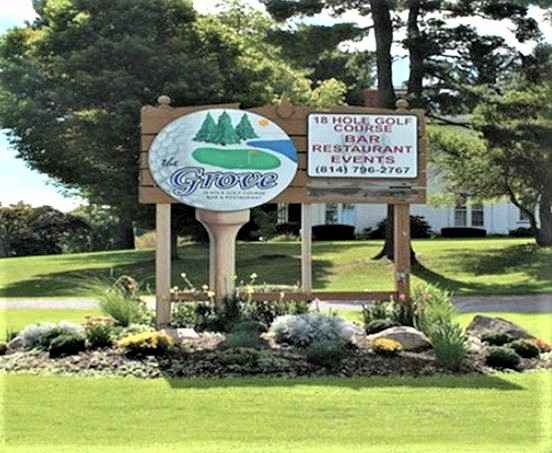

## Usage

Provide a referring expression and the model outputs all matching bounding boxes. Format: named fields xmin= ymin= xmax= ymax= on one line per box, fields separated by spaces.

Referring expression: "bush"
xmin=391 ymin=297 xmax=417 ymax=327
xmin=20 ymin=321 xmax=83 ymax=350
xmin=533 ymin=338 xmax=552 ymax=353
xmin=229 ymin=320 xmax=266 ymax=334
xmin=485 ymin=346 xmax=521 ymax=369
xmin=239 ymin=299 xmax=310 ymax=330
xmin=413 ymin=283 xmax=455 ymax=337
xmin=86 ymin=275 xmax=152 ymax=327
xmin=508 ymin=227 xmax=535 ymax=237
xmin=269 ymin=313 xmax=354 ymax=347
xmin=429 ymin=322 xmax=468 ymax=371
xmin=223 ymin=330 xmax=262 ymax=349
xmin=275 ymin=222 xmax=300 ymax=236
xmin=361 ymin=300 xmax=393 ymax=325
xmin=481 ymin=331 xmax=513 ymax=346
xmin=312 ymin=224 xmax=355 ymax=241
xmin=305 ymin=340 xmax=347 ymax=367
xmin=48 ymin=333 xmax=86 ymax=358
xmin=365 ymin=319 xmax=399 ymax=335
xmin=84 ymin=317 xmax=115 ymax=349
xmin=440 ymin=227 xmax=486 ymax=238
xmin=369 ymin=215 xmax=432 ymax=239
xmin=506 ymin=339 xmax=540 ymax=359
xmin=371 ymin=338 xmax=403 ymax=356
xmin=118 ymin=331 xmax=174 ymax=356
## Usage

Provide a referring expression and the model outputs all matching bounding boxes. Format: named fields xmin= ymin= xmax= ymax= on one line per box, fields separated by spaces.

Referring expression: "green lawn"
xmin=1 ymin=238 xmax=550 ymax=298
xmin=2 ymin=372 xmax=551 ymax=453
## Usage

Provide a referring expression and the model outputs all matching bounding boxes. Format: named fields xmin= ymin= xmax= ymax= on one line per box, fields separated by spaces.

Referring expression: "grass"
xmin=0 ymin=238 xmax=550 ymax=298
xmin=1 ymin=372 xmax=551 ymax=453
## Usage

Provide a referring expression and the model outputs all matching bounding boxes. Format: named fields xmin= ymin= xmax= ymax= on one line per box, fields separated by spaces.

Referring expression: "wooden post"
xmin=301 ymin=203 xmax=313 ymax=294
xmin=393 ymin=203 xmax=411 ymax=299
xmin=155 ymin=203 xmax=172 ymax=328
xmin=196 ymin=209 xmax=250 ymax=308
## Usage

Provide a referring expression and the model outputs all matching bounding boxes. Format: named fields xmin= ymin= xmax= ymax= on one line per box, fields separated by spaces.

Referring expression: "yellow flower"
xmin=202 ymin=284 xmax=209 ymax=291
xmin=207 ymin=290 xmax=215 ymax=298
xmin=245 ymin=285 xmax=254 ymax=295
xmin=180 ymin=273 xmax=187 ymax=279
xmin=250 ymin=273 xmax=258 ymax=279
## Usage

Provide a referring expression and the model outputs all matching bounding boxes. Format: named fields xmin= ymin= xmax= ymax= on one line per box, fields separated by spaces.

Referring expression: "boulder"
xmin=7 ymin=336 xmax=23 ymax=353
xmin=160 ymin=328 xmax=199 ymax=343
xmin=466 ymin=315 xmax=535 ymax=340
xmin=366 ymin=326 xmax=431 ymax=351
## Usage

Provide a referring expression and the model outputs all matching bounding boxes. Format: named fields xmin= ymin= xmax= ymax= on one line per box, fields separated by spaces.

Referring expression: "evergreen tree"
xmin=213 ymin=111 xmax=241 ymax=146
xmin=193 ymin=112 xmax=217 ymax=143
xmin=235 ymin=114 xmax=259 ymax=141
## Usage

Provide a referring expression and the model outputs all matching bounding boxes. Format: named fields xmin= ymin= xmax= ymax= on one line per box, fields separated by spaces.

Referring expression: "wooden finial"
xmin=395 ymin=99 xmax=409 ymax=110
xmin=277 ymin=94 xmax=294 ymax=118
xmin=157 ymin=95 xmax=172 ymax=107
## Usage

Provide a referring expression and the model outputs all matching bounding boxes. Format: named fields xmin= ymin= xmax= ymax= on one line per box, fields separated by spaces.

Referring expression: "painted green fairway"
xmin=2 ymin=372 xmax=551 ymax=453
xmin=193 ymin=147 xmax=281 ymax=169
xmin=1 ymin=238 xmax=551 ymax=297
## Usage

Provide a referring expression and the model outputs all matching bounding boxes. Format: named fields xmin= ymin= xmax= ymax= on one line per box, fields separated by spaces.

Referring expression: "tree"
xmin=235 ymin=114 xmax=259 ymax=141
xmin=0 ymin=0 xmax=324 ymax=250
xmin=212 ymin=111 xmax=241 ymax=146
xmin=193 ymin=112 xmax=218 ymax=142
xmin=430 ymin=80 xmax=552 ymax=246
xmin=262 ymin=0 xmax=544 ymax=258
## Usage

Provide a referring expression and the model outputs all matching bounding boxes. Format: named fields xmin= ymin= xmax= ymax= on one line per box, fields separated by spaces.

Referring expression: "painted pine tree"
xmin=212 ymin=111 xmax=241 ymax=146
xmin=235 ymin=114 xmax=259 ymax=140
xmin=192 ymin=112 xmax=217 ymax=142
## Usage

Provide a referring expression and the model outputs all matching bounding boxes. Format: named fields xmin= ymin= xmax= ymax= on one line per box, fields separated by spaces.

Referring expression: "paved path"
xmin=1 ymin=294 xmax=551 ymax=313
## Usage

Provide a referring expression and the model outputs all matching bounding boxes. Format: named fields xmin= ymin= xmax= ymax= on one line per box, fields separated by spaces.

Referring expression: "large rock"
xmin=160 ymin=328 xmax=199 ymax=343
xmin=466 ymin=315 xmax=536 ymax=340
xmin=366 ymin=326 xmax=431 ymax=351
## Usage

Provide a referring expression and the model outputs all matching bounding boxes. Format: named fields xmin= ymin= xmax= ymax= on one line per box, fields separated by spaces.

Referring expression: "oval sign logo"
xmin=149 ymin=109 xmax=298 ymax=211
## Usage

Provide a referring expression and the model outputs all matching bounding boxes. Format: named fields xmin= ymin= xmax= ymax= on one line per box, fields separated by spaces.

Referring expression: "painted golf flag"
xmin=148 ymin=109 xmax=298 ymax=211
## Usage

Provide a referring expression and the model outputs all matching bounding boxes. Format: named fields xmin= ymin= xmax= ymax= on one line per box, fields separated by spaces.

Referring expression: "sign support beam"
xmin=155 ymin=203 xmax=172 ymax=328
xmin=301 ymin=203 xmax=313 ymax=294
xmin=393 ymin=203 xmax=411 ymax=299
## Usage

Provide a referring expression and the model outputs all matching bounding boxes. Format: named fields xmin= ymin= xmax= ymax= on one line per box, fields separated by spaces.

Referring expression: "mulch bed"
xmin=2 ymin=333 xmax=549 ymax=379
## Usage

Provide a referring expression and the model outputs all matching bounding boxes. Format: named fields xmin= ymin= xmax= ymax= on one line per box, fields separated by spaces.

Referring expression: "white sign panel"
xmin=149 ymin=109 xmax=298 ymax=211
xmin=308 ymin=113 xmax=418 ymax=178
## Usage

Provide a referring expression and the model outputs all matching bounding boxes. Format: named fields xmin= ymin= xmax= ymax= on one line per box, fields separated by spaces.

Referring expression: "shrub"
xmin=508 ymin=227 xmax=534 ymax=237
xmin=0 ymin=342 xmax=7 ymax=355
xmin=223 ymin=331 xmax=261 ymax=349
xmin=481 ymin=331 xmax=513 ymax=346
xmin=48 ymin=333 xmax=86 ymax=358
xmin=369 ymin=215 xmax=432 ymax=239
xmin=371 ymin=338 xmax=403 ymax=356
xmin=269 ymin=313 xmax=354 ymax=347
xmin=20 ymin=321 xmax=83 ymax=350
xmin=361 ymin=300 xmax=393 ymax=326
xmin=440 ymin=227 xmax=486 ymax=238
xmin=312 ymin=224 xmax=355 ymax=241
xmin=429 ymin=322 xmax=468 ymax=371
xmin=391 ymin=297 xmax=417 ymax=327
xmin=485 ymin=346 xmax=521 ymax=369
xmin=85 ymin=275 xmax=152 ymax=327
xmin=5 ymin=328 xmax=19 ymax=342
xmin=84 ymin=317 xmax=115 ymax=349
xmin=170 ymin=299 xmax=236 ymax=332
xmin=305 ymin=340 xmax=347 ymax=367
xmin=365 ymin=319 xmax=399 ymax=335
xmin=115 ymin=323 xmax=156 ymax=340
xmin=275 ymin=222 xmax=300 ymax=236
xmin=533 ymin=338 xmax=552 ymax=353
xmin=506 ymin=339 xmax=540 ymax=359
xmin=239 ymin=299 xmax=310 ymax=330
xmin=230 ymin=320 xmax=266 ymax=334
xmin=413 ymin=283 xmax=455 ymax=337
xmin=118 ymin=331 xmax=174 ymax=356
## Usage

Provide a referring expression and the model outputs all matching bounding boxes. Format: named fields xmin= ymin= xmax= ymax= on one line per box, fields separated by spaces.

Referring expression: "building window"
xmin=454 ymin=195 xmax=467 ymax=226
xmin=325 ymin=204 xmax=338 ymax=224
xmin=454 ymin=195 xmax=484 ymax=227
xmin=519 ymin=208 xmax=531 ymax=223
xmin=471 ymin=203 xmax=484 ymax=227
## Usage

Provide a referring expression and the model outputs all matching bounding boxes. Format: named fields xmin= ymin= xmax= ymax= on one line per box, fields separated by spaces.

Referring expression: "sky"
xmin=0 ymin=0 xmax=550 ymax=212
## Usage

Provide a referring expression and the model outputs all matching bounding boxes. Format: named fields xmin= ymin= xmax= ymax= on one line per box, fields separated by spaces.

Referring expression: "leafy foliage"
xmin=370 ymin=338 xmax=403 ymax=357
xmin=117 ymin=331 xmax=174 ymax=356
xmin=485 ymin=346 xmax=522 ymax=369
xmin=83 ymin=317 xmax=115 ymax=349
xmin=269 ymin=313 xmax=354 ymax=347
xmin=48 ymin=333 xmax=86 ymax=358
xmin=429 ymin=323 xmax=468 ymax=371
xmin=223 ymin=331 xmax=262 ymax=350
xmin=305 ymin=339 xmax=347 ymax=367
xmin=368 ymin=216 xmax=432 ymax=239
xmin=20 ymin=321 xmax=83 ymax=350
xmin=481 ymin=331 xmax=514 ymax=346
xmin=506 ymin=339 xmax=540 ymax=359
xmin=364 ymin=319 xmax=399 ymax=335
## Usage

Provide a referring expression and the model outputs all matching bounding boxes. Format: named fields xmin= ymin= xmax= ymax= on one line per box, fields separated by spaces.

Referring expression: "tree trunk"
xmin=115 ymin=218 xmax=135 ymax=250
xmin=369 ymin=0 xmax=396 ymax=108
xmin=406 ymin=0 xmax=424 ymax=107
xmin=536 ymin=196 xmax=552 ymax=247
